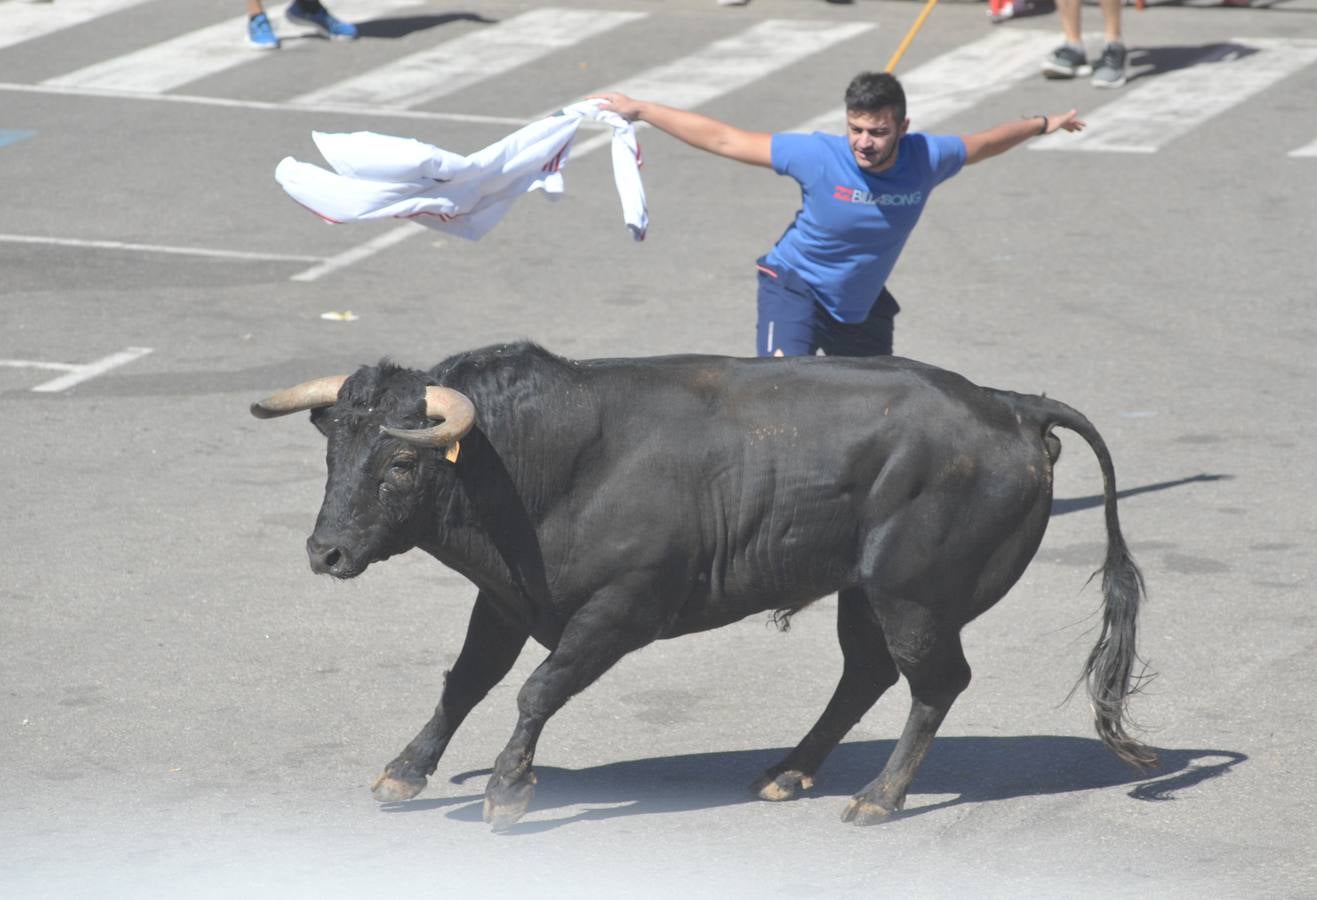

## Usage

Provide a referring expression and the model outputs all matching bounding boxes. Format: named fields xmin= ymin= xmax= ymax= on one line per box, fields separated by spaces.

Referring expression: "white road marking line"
xmin=43 ymin=0 xmax=420 ymax=95
xmin=0 ymin=347 xmax=154 ymax=393
xmin=290 ymin=222 xmax=423 ymax=282
xmin=0 ymin=82 xmax=530 ymax=125
xmin=1 ymin=0 xmax=155 ymax=52
xmin=791 ymin=29 xmax=1060 ymax=134
xmin=598 ymin=19 xmax=874 ymax=113
xmin=1032 ymin=38 xmax=1317 ymax=154
xmin=0 ymin=360 xmax=75 ymax=372
xmin=1288 ymin=138 xmax=1317 ymax=158
xmin=0 ymin=233 xmax=325 ymax=263
xmin=290 ymin=8 xmax=647 ymax=111
xmin=43 ymin=15 xmax=275 ymax=94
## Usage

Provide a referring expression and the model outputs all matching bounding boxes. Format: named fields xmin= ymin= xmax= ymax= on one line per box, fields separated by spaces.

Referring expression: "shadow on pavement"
xmin=354 ymin=12 xmax=495 ymax=40
xmin=1126 ymin=42 xmax=1261 ymax=85
xmin=381 ymin=735 xmax=1245 ymax=833
xmin=1052 ymin=472 xmax=1231 ymax=516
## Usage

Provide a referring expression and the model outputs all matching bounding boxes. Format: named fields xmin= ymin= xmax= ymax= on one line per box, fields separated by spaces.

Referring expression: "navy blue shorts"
xmin=754 ymin=260 xmax=899 ymax=358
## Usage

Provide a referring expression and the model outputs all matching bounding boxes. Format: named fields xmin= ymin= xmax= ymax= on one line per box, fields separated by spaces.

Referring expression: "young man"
xmin=247 ymin=0 xmax=358 ymax=50
xmin=596 ymin=73 xmax=1083 ymax=358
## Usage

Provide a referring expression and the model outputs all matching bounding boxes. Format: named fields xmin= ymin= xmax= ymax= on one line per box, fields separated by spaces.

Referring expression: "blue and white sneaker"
xmin=286 ymin=1 xmax=358 ymax=40
xmin=247 ymin=12 xmax=280 ymax=50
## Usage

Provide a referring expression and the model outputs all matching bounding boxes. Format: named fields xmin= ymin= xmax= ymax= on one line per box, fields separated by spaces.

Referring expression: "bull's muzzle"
xmin=306 ymin=535 xmax=358 ymax=578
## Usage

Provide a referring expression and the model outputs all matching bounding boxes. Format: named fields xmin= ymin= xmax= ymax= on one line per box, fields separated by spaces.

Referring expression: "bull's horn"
xmin=380 ymin=386 xmax=476 ymax=448
xmin=250 ymin=375 xmax=348 ymax=419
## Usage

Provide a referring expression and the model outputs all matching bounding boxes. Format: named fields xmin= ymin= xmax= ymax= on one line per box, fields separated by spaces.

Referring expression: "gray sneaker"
xmin=1092 ymin=42 xmax=1128 ymax=88
xmin=1042 ymin=44 xmax=1091 ymax=79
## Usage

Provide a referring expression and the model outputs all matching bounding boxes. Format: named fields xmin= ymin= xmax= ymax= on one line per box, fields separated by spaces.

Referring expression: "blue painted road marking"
xmin=0 ymin=130 xmax=37 ymax=149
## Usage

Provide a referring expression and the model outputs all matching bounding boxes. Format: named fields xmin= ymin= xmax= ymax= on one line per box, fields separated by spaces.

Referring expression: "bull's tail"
xmin=1011 ymin=393 xmax=1158 ymax=771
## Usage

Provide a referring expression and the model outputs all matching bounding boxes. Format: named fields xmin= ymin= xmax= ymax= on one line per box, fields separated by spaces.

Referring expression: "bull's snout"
xmin=306 ymin=535 xmax=354 ymax=577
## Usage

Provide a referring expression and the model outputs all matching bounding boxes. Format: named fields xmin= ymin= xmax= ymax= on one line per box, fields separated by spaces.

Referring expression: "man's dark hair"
xmin=844 ymin=72 xmax=906 ymax=122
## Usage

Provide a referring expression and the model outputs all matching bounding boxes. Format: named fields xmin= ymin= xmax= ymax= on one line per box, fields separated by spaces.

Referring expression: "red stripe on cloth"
xmin=288 ymin=196 xmax=343 ymax=224
xmin=542 ymin=141 xmax=570 ymax=173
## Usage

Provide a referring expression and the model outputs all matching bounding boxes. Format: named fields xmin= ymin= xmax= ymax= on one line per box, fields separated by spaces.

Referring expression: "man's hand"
xmin=1044 ymin=109 xmax=1086 ymax=135
xmin=584 ymin=93 xmax=773 ymax=167
xmin=964 ymin=109 xmax=1087 ymax=164
xmin=591 ymin=92 xmax=644 ymax=122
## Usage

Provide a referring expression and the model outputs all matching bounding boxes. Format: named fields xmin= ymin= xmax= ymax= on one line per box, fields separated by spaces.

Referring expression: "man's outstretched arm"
xmin=594 ymin=92 xmax=774 ymax=168
xmin=962 ymin=109 xmax=1085 ymax=165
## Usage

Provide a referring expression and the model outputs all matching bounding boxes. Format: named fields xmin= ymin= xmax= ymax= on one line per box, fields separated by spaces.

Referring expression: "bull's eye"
xmin=381 ymin=456 xmax=417 ymax=496
xmin=386 ymin=453 xmax=417 ymax=474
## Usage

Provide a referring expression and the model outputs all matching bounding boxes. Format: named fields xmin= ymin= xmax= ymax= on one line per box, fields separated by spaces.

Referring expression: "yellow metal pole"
xmin=884 ymin=0 xmax=940 ymax=73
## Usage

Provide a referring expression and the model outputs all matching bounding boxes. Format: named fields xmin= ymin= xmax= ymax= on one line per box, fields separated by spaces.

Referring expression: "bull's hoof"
xmin=752 ymin=769 xmax=815 ymax=802
xmin=371 ymin=770 xmax=428 ymax=803
xmin=841 ymin=795 xmax=896 ymax=826
xmin=483 ymin=770 xmax=537 ymax=832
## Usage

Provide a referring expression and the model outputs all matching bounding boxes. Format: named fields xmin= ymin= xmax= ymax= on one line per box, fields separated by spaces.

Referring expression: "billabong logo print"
xmin=832 ymin=186 xmax=923 ymax=206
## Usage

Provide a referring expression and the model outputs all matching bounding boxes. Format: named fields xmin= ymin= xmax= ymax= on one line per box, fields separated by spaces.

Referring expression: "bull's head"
xmin=251 ymin=366 xmax=476 ymax=579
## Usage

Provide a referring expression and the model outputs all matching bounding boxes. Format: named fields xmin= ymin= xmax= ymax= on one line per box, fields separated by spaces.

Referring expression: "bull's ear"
xmin=310 ymin=406 xmax=333 ymax=437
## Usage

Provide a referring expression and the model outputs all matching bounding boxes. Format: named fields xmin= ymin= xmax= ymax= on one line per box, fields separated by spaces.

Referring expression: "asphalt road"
xmin=2 ymin=0 xmax=1315 ymax=897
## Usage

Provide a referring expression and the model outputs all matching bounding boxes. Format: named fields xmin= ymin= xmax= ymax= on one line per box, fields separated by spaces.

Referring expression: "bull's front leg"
xmin=372 ymin=593 xmax=528 ymax=802
xmin=483 ymin=593 xmax=660 ymax=831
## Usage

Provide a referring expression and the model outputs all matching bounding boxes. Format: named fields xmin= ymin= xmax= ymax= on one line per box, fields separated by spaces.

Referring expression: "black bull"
xmin=251 ymin=343 xmax=1155 ymax=830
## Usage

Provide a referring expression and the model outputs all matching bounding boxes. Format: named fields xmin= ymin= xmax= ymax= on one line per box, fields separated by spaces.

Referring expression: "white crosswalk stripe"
xmin=566 ymin=18 xmax=874 ymax=156
xmin=0 ymin=0 xmax=155 ymax=52
xmin=1289 ymin=139 xmax=1317 ymax=158
xmin=4 ymin=4 xmax=1316 ymax=159
xmin=599 ymin=19 xmax=874 ymax=112
xmin=43 ymin=0 xmax=419 ymax=95
xmin=289 ymin=7 xmax=648 ymax=111
xmin=1031 ymin=37 xmax=1317 ymax=154
xmin=791 ymin=29 xmax=1060 ymax=135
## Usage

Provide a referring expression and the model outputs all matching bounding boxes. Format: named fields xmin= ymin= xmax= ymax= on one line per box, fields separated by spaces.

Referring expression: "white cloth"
xmin=274 ymin=99 xmax=647 ymax=241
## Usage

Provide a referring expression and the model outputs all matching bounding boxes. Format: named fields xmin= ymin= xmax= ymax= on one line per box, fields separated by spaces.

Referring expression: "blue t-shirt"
xmin=764 ymin=131 xmax=966 ymax=323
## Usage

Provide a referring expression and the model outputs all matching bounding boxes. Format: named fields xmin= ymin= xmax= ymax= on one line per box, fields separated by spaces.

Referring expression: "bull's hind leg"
xmin=753 ymin=587 xmax=899 ymax=801
xmin=372 ymin=593 xmax=528 ymax=802
xmin=842 ymin=604 xmax=971 ymax=826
